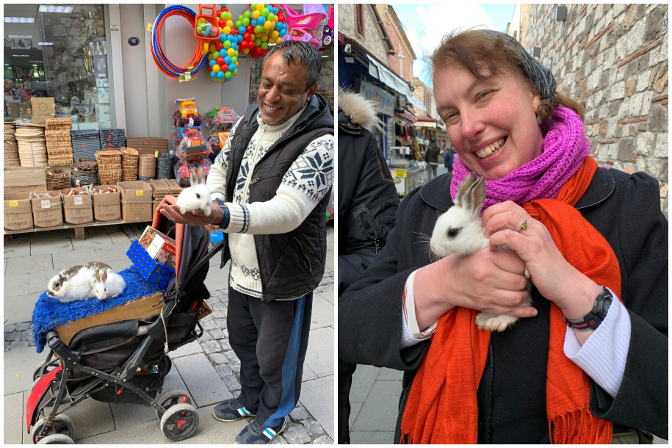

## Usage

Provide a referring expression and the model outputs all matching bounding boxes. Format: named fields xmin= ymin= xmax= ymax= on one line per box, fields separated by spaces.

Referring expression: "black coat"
xmin=337 ymin=107 xmax=399 ymax=295
xmin=338 ymin=168 xmax=668 ymax=442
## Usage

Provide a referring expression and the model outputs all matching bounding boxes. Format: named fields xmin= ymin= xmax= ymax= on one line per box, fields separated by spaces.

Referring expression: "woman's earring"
xmin=536 ymin=115 xmax=542 ymax=125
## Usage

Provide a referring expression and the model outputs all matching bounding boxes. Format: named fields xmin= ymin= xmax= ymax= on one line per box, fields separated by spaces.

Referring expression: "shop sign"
xmin=360 ymin=80 xmax=395 ymax=116
xmin=395 ymin=169 xmax=407 ymax=178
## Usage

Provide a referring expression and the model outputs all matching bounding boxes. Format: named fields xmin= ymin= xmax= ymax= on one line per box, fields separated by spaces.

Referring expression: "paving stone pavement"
xmin=4 ymin=223 xmax=335 ymax=444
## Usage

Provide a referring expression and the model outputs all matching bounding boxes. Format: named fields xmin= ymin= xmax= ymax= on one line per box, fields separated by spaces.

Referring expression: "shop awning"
xmin=395 ymin=110 xmax=417 ymax=123
xmin=408 ymin=96 xmax=427 ymax=112
xmin=415 ymin=119 xmax=438 ymax=128
xmin=365 ymin=54 xmax=421 ymax=107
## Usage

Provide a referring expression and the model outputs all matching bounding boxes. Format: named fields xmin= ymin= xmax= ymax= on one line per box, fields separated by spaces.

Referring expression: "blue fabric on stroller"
xmin=32 ymin=265 xmax=167 ymax=353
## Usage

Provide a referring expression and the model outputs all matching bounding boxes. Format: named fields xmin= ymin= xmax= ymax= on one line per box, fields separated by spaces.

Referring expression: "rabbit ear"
xmin=455 ymin=173 xmax=486 ymax=214
xmin=189 ymin=169 xmax=197 ymax=186
xmin=197 ymin=166 xmax=205 ymax=184
xmin=95 ymin=270 xmax=100 ymax=282
xmin=102 ymin=271 xmax=108 ymax=282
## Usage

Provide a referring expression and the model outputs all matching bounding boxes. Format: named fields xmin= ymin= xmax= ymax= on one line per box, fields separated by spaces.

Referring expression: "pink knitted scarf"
xmin=450 ymin=106 xmax=589 ymax=210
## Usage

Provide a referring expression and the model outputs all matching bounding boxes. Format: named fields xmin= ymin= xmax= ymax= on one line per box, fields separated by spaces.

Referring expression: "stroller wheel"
xmin=155 ymin=389 xmax=193 ymax=419
xmin=160 ymin=403 xmax=199 ymax=441
xmin=31 ymin=414 xmax=74 ymax=444
xmin=36 ymin=434 xmax=74 ymax=444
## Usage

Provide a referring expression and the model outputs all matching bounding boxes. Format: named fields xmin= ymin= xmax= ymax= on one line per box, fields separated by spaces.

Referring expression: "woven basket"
xmin=45 ymin=117 xmax=72 ymax=126
xmin=138 ymin=154 xmax=157 ymax=177
xmin=98 ymin=168 xmax=123 ymax=185
xmin=47 ymin=170 xmax=71 ymax=190
xmin=70 ymin=157 xmax=99 ymax=187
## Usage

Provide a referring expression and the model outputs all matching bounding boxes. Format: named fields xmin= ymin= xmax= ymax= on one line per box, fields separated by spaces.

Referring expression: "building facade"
xmin=510 ymin=4 xmax=668 ymax=215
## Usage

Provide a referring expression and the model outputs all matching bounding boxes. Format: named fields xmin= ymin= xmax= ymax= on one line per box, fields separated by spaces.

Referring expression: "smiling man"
xmin=160 ymin=40 xmax=333 ymax=444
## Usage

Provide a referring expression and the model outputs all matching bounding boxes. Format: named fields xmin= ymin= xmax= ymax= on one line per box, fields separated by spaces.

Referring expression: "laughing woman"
xmin=338 ymin=29 xmax=667 ymax=444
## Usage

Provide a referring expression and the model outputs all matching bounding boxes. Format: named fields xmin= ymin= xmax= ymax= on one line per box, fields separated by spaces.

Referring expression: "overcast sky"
xmin=392 ymin=4 xmax=516 ymax=88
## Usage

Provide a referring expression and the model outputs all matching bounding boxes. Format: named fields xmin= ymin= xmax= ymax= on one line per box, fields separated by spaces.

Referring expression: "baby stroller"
xmin=26 ymin=211 xmax=225 ymax=444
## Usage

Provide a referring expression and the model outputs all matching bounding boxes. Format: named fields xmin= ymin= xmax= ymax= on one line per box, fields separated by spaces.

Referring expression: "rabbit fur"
xmin=176 ymin=165 xmax=212 ymax=217
xmin=93 ymin=269 xmax=126 ymax=300
xmin=429 ymin=173 xmax=532 ymax=332
xmin=46 ymin=262 xmax=113 ymax=303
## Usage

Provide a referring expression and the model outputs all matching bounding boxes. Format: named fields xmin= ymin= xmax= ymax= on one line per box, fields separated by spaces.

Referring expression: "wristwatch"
xmin=210 ymin=198 xmax=229 ymax=230
xmin=563 ymin=286 xmax=613 ymax=331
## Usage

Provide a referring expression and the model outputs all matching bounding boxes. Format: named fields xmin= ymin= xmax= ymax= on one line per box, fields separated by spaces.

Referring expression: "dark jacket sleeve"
xmin=588 ymin=172 xmax=668 ymax=439
xmin=338 ymin=189 xmax=430 ymax=370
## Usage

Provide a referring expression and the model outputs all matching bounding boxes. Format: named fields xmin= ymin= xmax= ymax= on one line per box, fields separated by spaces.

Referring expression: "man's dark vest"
xmin=222 ymin=93 xmax=334 ymax=301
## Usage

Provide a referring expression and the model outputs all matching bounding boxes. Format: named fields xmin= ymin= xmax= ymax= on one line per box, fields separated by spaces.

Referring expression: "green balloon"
xmin=261 ymin=41 xmax=268 ymax=50
xmin=250 ymin=4 xmax=257 ymax=11
xmin=223 ymin=40 xmax=232 ymax=49
xmin=225 ymin=71 xmax=232 ymax=79
xmin=261 ymin=8 xmax=269 ymax=17
xmin=255 ymin=24 xmax=264 ymax=34
xmin=235 ymin=20 xmax=242 ymax=28
xmin=231 ymin=56 xmax=238 ymax=63
xmin=243 ymin=10 xmax=251 ymax=18
xmin=255 ymin=38 xmax=261 ymax=46
xmin=234 ymin=50 xmax=239 ymax=57
xmin=220 ymin=12 xmax=225 ymax=19
xmin=267 ymin=13 xmax=274 ymax=22
xmin=233 ymin=69 xmax=238 ymax=76
xmin=242 ymin=17 xmax=250 ymax=26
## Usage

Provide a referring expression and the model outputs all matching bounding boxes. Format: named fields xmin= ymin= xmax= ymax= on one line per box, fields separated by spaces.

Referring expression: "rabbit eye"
xmin=447 ymin=228 xmax=460 ymax=238
xmin=55 ymin=282 xmax=60 ymax=288
xmin=196 ymin=193 xmax=201 ymax=199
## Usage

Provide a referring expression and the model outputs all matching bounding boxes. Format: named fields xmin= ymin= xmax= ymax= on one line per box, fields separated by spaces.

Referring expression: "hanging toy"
xmin=208 ymin=4 xmax=241 ymax=82
xmin=194 ymin=5 xmax=221 ymax=56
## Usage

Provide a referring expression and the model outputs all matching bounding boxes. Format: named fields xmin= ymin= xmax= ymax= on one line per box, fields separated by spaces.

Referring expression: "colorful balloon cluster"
xmin=235 ymin=4 xmax=288 ymax=59
xmin=207 ymin=6 xmax=241 ymax=82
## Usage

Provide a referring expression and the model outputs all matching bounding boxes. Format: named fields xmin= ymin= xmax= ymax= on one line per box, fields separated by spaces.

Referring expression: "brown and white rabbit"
xmin=93 ymin=269 xmax=126 ymax=300
xmin=176 ymin=166 xmax=212 ymax=216
xmin=46 ymin=262 xmax=113 ymax=303
xmin=429 ymin=173 xmax=532 ymax=332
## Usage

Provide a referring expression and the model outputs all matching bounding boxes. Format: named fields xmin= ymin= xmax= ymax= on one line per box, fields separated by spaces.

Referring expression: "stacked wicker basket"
xmin=4 ymin=123 xmax=20 ymax=167
xmin=138 ymin=154 xmax=157 ymax=180
xmin=70 ymin=157 xmax=98 ymax=187
xmin=47 ymin=169 xmax=71 ymax=190
xmin=119 ymin=147 xmax=139 ymax=181
xmin=15 ymin=124 xmax=47 ymax=167
xmin=45 ymin=118 xmax=74 ymax=166
xmin=95 ymin=149 xmax=123 ymax=185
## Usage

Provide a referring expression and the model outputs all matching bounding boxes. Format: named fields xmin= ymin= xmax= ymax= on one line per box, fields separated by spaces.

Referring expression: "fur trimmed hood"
xmin=339 ymin=89 xmax=382 ymax=133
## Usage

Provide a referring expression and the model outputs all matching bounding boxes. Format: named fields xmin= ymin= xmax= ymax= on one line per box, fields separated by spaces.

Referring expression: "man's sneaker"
xmin=234 ymin=417 xmax=289 ymax=444
xmin=213 ymin=399 xmax=257 ymax=422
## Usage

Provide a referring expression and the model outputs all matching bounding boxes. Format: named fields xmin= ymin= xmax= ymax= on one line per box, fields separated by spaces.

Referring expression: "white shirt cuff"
xmin=401 ymin=270 xmax=438 ymax=349
xmin=564 ymin=288 xmax=630 ymax=398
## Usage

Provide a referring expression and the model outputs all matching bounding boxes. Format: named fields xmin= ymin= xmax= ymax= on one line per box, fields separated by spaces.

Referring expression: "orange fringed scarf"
xmin=400 ymin=156 xmax=622 ymax=444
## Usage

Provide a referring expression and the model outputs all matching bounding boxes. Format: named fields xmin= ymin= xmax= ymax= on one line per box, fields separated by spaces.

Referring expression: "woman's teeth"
xmin=476 ymin=137 xmax=506 ymax=159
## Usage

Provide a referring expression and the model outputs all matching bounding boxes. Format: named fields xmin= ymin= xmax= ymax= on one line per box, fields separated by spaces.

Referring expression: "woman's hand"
xmin=159 ymin=195 xmax=225 ymax=228
xmin=414 ymin=247 xmax=535 ymax=330
xmin=482 ymin=201 xmax=602 ymax=329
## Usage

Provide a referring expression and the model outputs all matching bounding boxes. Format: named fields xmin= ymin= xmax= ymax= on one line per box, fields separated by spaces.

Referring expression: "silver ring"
xmin=517 ymin=220 xmax=528 ymax=233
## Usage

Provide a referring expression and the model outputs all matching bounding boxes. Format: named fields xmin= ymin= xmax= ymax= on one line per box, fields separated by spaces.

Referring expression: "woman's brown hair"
xmin=430 ymin=29 xmax=584 ymax=124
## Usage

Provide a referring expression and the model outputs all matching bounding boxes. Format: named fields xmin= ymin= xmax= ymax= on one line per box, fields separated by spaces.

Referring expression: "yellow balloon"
xmin=252 ymin=10 xmax=260 ymax=19
xmin=226 ymin=20 xmax=233 ymax=28
xmin=250 ymin=33 xmax=255 ymax=40
xmin=223 ymin=26 xmax=231 ymax=35
xmin=235 ymin=61 xmax=239 ymax=67
xmin=256 ymin=4 xmax=263 ymax=10
xmin=264 ymin=21 xmax=273 ymax=30
xmin=276 ymin=37 xmax=282 ymax=44
xmin=227 ymin=48 xmax=235 ymax=56
xmin=260 ymin=34 xmax=268 ymax=42
xmin=213 ymin=64 xmax=220 ymax=73
xmin=271 ymin=30 xmax=279 ymax=39
xmin=209 ymin=44 xmax=216 ymax=53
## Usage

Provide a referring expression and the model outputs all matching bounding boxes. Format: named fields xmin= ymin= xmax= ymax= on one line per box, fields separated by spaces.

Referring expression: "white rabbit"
xmin=46 ymin=262 xmax=111 ymax=303
xmin=176 ymin=166 xmax=212 ymax=217
xmin=429 ymin=173 xmax=532 ymax=332
xmin=93 ymin=269 xmax=126 ymax=300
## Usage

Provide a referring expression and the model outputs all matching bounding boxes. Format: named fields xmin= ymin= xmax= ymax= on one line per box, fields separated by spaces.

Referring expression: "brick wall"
xmin=385 ymin=12 xmax=414 ymax=83
xmin=520 ymin=4 xmax=668 ymax=215
xmin=338 ymin=4 xmax=389 ymax=63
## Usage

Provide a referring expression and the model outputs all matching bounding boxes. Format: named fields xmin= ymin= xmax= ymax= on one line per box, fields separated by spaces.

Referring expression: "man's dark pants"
xmin=227 ymin=285 xmax=313 ymax=428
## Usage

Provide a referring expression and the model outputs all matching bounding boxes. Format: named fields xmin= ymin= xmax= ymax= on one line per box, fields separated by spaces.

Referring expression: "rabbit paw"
xmin=179 ymin=206 xmax=188 ymax=215
xmin=475 ymin=312 xmax=520 ymax=332
xmin=202 ymin=206 xmax=211 ymax=217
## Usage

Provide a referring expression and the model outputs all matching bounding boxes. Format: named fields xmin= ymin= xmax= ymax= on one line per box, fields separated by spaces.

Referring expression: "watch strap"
xmin=212 ymin=198 xmax=230 ymax=229
xmin=564 ymin=286 xmax=613 ymax=331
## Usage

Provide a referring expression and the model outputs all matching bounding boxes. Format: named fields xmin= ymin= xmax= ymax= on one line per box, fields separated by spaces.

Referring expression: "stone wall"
xmin=521 ymin=4 xmax=668 ymax=215
xmin=338 ymin=4 xmax=389 ymax=63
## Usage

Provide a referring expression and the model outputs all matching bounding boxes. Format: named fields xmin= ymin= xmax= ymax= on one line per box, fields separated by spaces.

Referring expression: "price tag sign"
xmin=74 ymin=197 xmax=83 ymax=206
xmin=41 ymin=200 xmax=51 ymax=209
xmin=395 ymin=169 xmax=407 ymax=178
xmin=9 ymin=200 xmax=18 ymax=207
xmin=136 ymin=190 xmax=144 ymax=196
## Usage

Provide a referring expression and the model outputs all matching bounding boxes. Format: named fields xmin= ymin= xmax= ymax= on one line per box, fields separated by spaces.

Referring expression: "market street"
xmin=4 ymin=223 xmax=334 ymax=444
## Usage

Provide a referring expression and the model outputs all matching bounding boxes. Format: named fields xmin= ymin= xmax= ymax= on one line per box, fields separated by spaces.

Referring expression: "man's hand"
xmin=159 ymin=195 xmax=225 ymax=227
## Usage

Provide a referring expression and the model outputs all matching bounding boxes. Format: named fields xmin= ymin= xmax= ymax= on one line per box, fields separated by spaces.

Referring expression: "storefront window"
xmin=4 ymin=4 xmax=112 ymax=129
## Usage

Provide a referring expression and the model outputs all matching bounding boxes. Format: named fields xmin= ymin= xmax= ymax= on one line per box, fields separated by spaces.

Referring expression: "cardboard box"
xmin=7 ymin=102 xmax=19 ymax=117
xmin=117 ymin=181 xmax=153 ymax=223
xmin=18 ymin=103 xmax=30 ymax=117
xmin=4 ymin=192 xmax=33 ymax=231
xmin=31 ymin=97 xmax=55 ymax=124
xmin=4 ymin=185 xmax=47 ymax=194
xmin=4 ymin=166 xmax=47 ymax=188
xmin=92 ymin=185 xmax=121 ymax=222
xmin=31 ymin=190 xmax=63 ymax=228
xmin=137 ymin=226 xmax=177 ymax=268
xmin=60 ymin=188 xmax=94 ymax=225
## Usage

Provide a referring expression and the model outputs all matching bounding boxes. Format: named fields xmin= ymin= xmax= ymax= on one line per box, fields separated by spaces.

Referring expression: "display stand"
xmin=4 ymin=219 xmax=151 ymax=240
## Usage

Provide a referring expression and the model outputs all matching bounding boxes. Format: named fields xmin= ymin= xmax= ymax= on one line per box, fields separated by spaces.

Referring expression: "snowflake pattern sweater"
xmin=207 ymin=106 xmax=334 ymax=298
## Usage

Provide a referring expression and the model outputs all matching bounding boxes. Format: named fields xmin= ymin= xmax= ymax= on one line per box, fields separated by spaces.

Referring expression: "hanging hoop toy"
xmin=151 ymin=5 xmax=207 ymax=80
